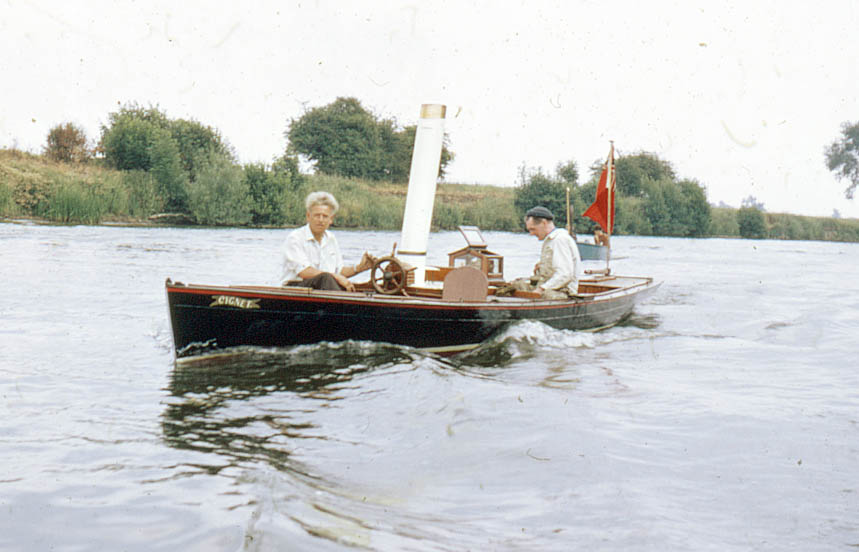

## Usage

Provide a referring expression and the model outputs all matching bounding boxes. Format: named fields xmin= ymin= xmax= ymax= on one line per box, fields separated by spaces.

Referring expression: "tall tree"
xmin=168 ymin=118 xmax=233 ymax=181
xmin=825 ymin=120 xmax=859 ymax=199
xmin=677 ymin=179 xmax=711 ymax=237
xmin=607 ymin=152 xmax=676 ymax=198
xmin=286 ymin=97 xmax=452 ymax=182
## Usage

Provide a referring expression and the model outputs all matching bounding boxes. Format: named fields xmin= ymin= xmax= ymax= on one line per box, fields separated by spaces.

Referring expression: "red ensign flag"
xmin=583 ymin=145 xmax=616 ymax=234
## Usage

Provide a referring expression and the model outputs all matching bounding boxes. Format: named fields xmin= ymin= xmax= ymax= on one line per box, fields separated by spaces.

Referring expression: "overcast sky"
xmin=3 ymin=0 xmax=858 ymax=218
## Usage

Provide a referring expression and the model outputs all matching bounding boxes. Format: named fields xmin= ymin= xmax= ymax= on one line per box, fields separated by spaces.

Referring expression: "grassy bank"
xmin=2 ymin=148 xmax=857 ymax=242
xmin=0 ymin=148 xmax=159 ymax=224
xmin=0 ymin=148 xmax=519 ymax=231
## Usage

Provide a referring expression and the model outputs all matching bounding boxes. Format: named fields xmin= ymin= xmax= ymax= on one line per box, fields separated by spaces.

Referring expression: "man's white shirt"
xmin=281 ymin=224 xmax=343 ymax=284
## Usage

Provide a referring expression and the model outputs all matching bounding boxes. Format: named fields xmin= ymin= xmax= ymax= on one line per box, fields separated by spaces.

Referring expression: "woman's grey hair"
xmin=305 ymin=191 xmax=339 ymax=214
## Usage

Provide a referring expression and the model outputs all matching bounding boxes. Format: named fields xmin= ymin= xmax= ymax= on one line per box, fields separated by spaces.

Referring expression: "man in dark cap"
xmin=510 ymin=206 xmax=582 ymax=299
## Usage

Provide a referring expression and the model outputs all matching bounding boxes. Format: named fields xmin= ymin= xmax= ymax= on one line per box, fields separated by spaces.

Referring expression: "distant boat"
xmin=165 ymin=107 xmax=658 ymax=359
xmin=577 ymin=241 xmax=608 ymax=261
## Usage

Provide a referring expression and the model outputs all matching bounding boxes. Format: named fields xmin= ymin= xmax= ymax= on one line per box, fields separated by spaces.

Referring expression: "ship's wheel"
xmin=371 ymin=256 xmax=408 ymax=295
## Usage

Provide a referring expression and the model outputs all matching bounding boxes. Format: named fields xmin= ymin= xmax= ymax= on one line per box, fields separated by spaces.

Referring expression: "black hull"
xmin=166 ymin=277 xmax=659 ymax=358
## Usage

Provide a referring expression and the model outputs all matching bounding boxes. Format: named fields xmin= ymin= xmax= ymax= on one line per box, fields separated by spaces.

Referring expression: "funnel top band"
xmin=420 ymin=104 xmax=446 ymax=119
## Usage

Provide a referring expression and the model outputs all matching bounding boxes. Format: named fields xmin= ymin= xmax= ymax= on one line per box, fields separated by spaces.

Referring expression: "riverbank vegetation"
xmin=2 ymin=98 xmax=858 ymax=242
xmin=3 ymin=146 xmax=857 ymax=241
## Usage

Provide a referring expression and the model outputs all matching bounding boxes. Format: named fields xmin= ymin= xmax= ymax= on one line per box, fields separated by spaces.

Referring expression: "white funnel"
xmin=398 ymin=104 xmax=446 ymax=285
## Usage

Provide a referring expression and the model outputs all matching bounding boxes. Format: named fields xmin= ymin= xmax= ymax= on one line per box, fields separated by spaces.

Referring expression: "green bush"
xmin=615 ymin=196 xmax=652 ymax=235
xmin=639 ymin=177 xmax=710 ymax=237
xmin=513 ymin=166 xmax=573 ymax=228
xmin=708 ymin=207 xmax=740 ymax=237
xmin=737 ymin=206 xmax=766 ymax=238
xmin=186 ymin=154 xmax=251 ymax=226
xmin=101 ymin=116 xmax=163 ymax=171
xmin=169 ymin=118 xmax=232 ymax=181
xmin=245 ymin=163 xmax=298 ymax=226
xmin=149 ymin=131 xmax=189 ymax=212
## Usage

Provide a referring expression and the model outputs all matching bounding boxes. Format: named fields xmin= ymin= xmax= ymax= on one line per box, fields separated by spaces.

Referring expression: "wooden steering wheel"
xmin=371 ymin=256 xmax=408 ymax=295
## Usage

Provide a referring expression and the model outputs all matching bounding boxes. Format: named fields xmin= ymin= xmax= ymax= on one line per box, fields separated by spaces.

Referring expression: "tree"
xmin=99 ymin=104 xmax=174 ymax=171
xmin=100 ymin=116 xmax=162 ymax=171
xmin=513 ymin=162 xmax=577 ymax=229
xmin=148 ymin=130 xmax=189 ymax=212
xmin=615 ymin=196 xmax=652 ymax=235
xmin=44 ymin=122 xmax=90 ymax=163
xmin=287 ymin=97 xmax=383 ymax=179
xmin=99 ymin=103 xmax=231 ymax=179
xmin=825 ymin=120 xmax=859 ymax=199
xmin=677 ymin=179 xmax=711 ymax=237
xmin=556 ymin=160 xmax=579 ymax=186
xmin=737 ymin=205 xmax=766 ymax=239
xmin=286 ymin=97 xmax=453 ymax=182
xmin=168 ymin=118 xmax=233 ymax=182
xmin=642 ymin=178 xmax=710 ymax=237
xmin=708 ymin=207 xmax=740 ymax=237
xmin=612 ymin=153 xmax=676 ymax=198
xmin=378 ymin=119 xmax=415 ymax=182
xmin=642 ymin=177 xmax=676 ymax=235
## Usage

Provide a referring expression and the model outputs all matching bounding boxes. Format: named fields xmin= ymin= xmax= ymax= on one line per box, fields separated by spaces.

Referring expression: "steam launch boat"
xmin=166 ymin=105 xmax=660 ymax=359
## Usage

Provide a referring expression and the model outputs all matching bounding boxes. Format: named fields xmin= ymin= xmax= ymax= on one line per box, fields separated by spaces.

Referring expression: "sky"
xmin=2 ymin=0 xmax=858 ymax=218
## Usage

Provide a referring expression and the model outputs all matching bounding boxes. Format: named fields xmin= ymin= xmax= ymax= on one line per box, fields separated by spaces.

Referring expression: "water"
xmin=1 ymin=221 xmax=857 ymax=551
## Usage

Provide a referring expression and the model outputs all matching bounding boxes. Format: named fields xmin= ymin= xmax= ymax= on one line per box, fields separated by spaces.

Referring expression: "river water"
xmin=1 ymin=221 xmax=857 ymax=551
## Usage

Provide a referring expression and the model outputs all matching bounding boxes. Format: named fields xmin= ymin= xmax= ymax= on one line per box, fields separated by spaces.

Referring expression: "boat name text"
xmin=210 ymin=295 xmax=261 ymax=309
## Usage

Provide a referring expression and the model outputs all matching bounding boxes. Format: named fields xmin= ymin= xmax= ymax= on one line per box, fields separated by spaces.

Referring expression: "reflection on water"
xmin=168 ymin=342 xmax=414 ymax=396
xmin=162 ymin=342 xmax=420 ymax=475
xmin=617 ymin=311 xmax=662 ymax=329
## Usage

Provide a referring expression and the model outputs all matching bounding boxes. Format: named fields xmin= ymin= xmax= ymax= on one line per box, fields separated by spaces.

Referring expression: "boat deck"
xmin=215 ymin=275 xmax=653 ymax=305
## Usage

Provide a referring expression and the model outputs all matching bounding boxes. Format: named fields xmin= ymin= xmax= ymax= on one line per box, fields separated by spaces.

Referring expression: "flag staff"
xmin=566 ymin=187 xmax=572 ymax=235
xmin=605 ymin=141 xmax=614 ymax=272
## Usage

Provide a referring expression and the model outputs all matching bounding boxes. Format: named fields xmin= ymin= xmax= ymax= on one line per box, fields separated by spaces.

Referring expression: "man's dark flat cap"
xmin=526 ymin=206 xmax=554 ymax=220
